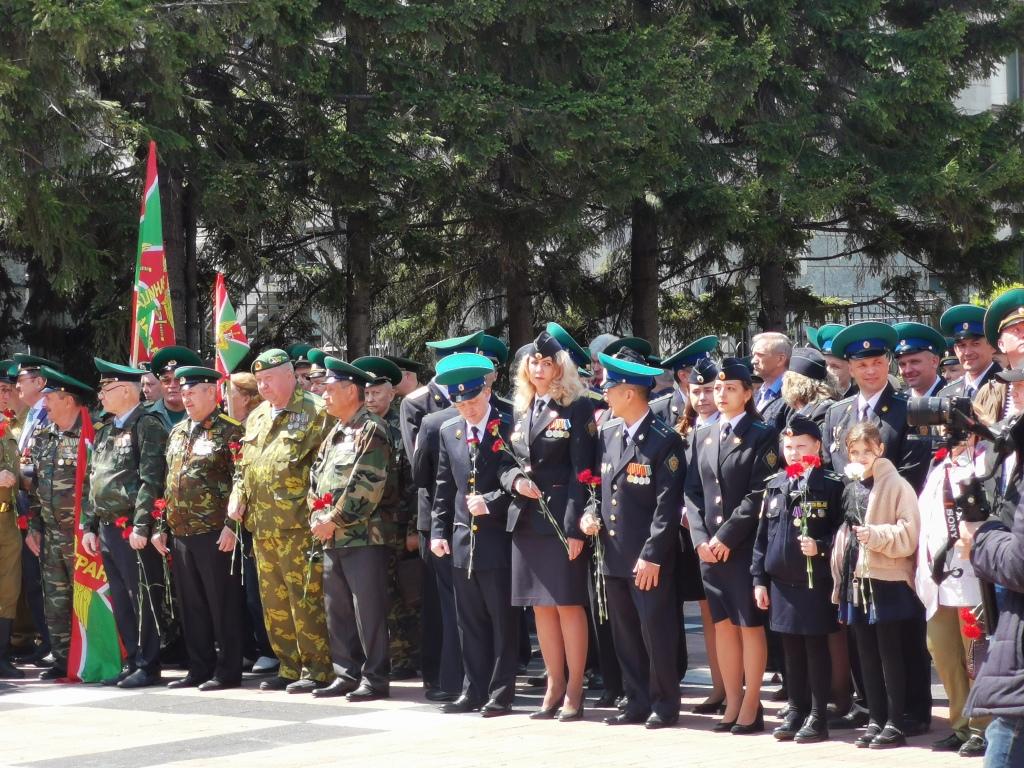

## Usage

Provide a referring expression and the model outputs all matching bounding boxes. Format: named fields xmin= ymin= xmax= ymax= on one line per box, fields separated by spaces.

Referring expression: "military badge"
xmin=764 ymin=448 xmax=778 ymax=468
xmin=667 ymin=455 xmax=679 ymax=473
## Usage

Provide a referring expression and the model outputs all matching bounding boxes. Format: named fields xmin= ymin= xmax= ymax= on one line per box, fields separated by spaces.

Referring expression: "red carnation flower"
xmin=785 ymin=463 xmax=805 ymax=479
xmin=114 ymin=516 xmax=130 ymax=529
xmin=802 ymin=454 xmax=822 ymax=469
xmin=934 ymin=447 xmax=949 ymax=463
xmin=152 ymin=499 xmax=166 ymax=520
xmin=491 ymin=438 xmax=506 ymax=453
xmin=578 ymin=469 xmax=594 ymax=484
xmin=16 ymin=514 xmax=28 ymax=531
xmin=963 ymin=623 xmax=982 ymax=640
xmin=121 ymin=527 xmax=132 ymax=540
xmin=0 ymin=422 xmax=7 ymax=439
xmin=2 ymin=409 xmax=14 ymax=420
xmin=960 ymin=607 xmax=978 ymax=625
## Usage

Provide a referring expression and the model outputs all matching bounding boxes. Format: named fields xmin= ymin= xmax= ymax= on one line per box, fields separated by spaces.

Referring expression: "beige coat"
xmin=831 ymin=457 xmax=920 ymax=603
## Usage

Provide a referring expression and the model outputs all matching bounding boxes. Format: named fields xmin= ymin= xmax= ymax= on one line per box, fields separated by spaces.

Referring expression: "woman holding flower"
xmin=752 ymin=415 xmax=844 ymax=743
xmin=831 ymin=422 xmax=922 ymax=749
xmin=500 ymin=329 xmax=596 ymax=720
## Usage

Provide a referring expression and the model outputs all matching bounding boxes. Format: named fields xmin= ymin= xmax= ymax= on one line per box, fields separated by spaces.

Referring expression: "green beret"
xmin=661 ymin=335 xmax=717 ymax=371
xmin=479 ymin=334 xmax=509 ymax=366
xmin=150 ymin=346 xmax=203 ymax=375
xmin=425 ymin=331 xmax=484 ymax=358
xmin=287 ymin=343 xmax=314 ymax=366
xmin=251 ymin=348 xmax=292 ymax=373
xmin=175 ymin=366 xmax=222 ymax=388
xmin=984 ymin=288 xmax=1024 ymax=346
xmin=807 ymin=323 xmax=845 ymax=355
xmin=13 ymin=353 xmax=61 ymax=374
xmin=40 ymin=366 xmax=94 ymax=398
xmin=545 ymin=322 xmax=590 ymax=369
xmin=434 ymin=353 xmax=494 ymax=402
xmin=830 ymin=321 xmax=898 ymax=360
xmin=599 ymin=352 xmax=662 ymax=389
xmin=383 ymin=354 xmax=423 ymax=374
xmin=940 ymin=304 xmax=986 ymax=341
xmin=352 ymin=356 xmax=403 ymax=386
xmin=604 ymin=337 xmax=653 ymax=358
xmin=94 ymin=357 xmax=146 ymax=383
xmin=0 ymin=360 xmax=15 ymax=384
xmin=892 ymin=322 xmax=946 ymax=358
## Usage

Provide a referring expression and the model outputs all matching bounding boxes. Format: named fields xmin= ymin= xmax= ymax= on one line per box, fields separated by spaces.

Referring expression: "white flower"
xmin=844 ymin=462 xmax=866 ymax=481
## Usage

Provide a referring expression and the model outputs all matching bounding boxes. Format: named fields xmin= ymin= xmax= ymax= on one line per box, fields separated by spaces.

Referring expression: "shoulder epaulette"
xmin=600 ymin=416 xmax=623 ymax=431
xmin=649 ymin=419 xmax=672 ymax=437
xmin=585 ymin=389 xmax=604 ymax=401
xmin=650 ymin=392 xmax=672 ymax=405
xmin=823 ymin=470 xmax=844 ymax=482
xmin=829 ymin=395 xmax=857 ymax=411
xmin=440 ymin=415 xmax=463 ymax=432
xmin=218 ymin=412 xmax=241 ymax=426
xmin=407 ymin=385 xmax=429 ymax=401
xmin=891 ymin=391 xmax=909 ymax=403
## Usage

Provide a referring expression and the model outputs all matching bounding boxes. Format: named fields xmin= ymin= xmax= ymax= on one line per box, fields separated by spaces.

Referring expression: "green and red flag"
xmin=213 ymin=271 xmax=250 ymax=376
xmin=67 ymin=407 xmax=124 ymax=682
xmin=130 ymin=141 xmax=176 ymax=366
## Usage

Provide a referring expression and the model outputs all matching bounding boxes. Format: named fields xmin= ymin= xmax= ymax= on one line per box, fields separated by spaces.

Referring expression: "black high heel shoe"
xmin=530 ymin=704 xmax=560 ymax=720
xmin=731 ymin=704 xmax=765 ymax=735
xmin=713 ymin=716 xmax=738 ymax=732
xmin=558 ymin=698 xmax=585 ymax=722
xmin=692 ymin=698 xmax=727 ymax=715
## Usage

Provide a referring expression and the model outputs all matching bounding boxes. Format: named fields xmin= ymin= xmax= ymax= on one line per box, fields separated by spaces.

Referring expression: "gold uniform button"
xmin=715 ymin=496 xmax=722 ymax=504
xmin=610 ymin=515 xmax=616 ymax=522
xmin=611 ymin=499 xmax=617 ymax=506
xmin=609 ymin=530 xmax=616 ymax=537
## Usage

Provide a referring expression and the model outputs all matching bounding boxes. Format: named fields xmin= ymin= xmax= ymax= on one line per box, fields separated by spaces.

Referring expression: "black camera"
xmin=907 ymin=396 xmax=980 ymax=442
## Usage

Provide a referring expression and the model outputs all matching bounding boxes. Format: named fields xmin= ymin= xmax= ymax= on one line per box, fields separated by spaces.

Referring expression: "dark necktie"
xmin=471 ymin=426 xmax=479 ymax=444
xmin=860 ymin=404 xmax=871 ymax=422
xmin=721 ymin=423 xmax=731 ymax=441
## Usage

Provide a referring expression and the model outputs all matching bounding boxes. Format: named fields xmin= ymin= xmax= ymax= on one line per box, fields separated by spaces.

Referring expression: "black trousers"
xmin=782 ymin=632 xmax=831 ymax=718
xmin=903 ymin=612 xmax=933 ymax=725
xmin=606 ymin=573 xmax=680 ymax=719
xmin=452 ymin=565 xmax=517 ymax=706
xmin=100 ymin=523 xmax=163 ymax=675
xmin=419 ymin=534 xmax=463 ymax=694
xmin=323 ymin=545 xmax=390 ymax=691
xmin=172 ymin=530 xmax=243 ymax=684
xmin=852 ymin=619 xmax=908 ymax=729
xmin=588 ymin=564 xmax=622 ymax=696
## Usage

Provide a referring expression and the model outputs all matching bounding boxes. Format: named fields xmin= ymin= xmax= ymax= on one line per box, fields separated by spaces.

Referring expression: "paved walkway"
xmin=0 ymin=617 xmax=971 ymax=768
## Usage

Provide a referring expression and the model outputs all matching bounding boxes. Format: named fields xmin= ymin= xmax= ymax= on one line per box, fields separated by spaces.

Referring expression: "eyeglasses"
xmin=98 ymin=383 xmax=129 ymax=397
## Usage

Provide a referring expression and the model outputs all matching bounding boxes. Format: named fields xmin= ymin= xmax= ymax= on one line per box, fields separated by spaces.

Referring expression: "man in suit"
xmin=431 ymin=353 xmax=517 ymax=717
xmin=893 ymin=322 xmax=946 ymax=399
xmin=752 ymin=332 xmax=793 ymax=431
xmin=581 ymin=351 xmax=685 ymax=729
xmin=821 ymin=321 xmax=933 ymax=735
xmin=938 ymin=304 xmax=1001 ymax=402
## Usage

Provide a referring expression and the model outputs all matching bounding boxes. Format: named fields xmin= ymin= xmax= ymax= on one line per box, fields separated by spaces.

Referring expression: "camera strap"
xmin=941 ymin=465 xmax=959 ymax=542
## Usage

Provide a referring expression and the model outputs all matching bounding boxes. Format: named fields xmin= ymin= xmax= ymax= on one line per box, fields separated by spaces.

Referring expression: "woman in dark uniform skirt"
xmin=673 ymin=358 xmax=726 ymax=712
xmin=501 ymin=329 xmax=597 ymax=720
xmin=684 ymin=358 xmax=776 ymax=734
xmin=752 ymin=415 xmax=844 ymax=743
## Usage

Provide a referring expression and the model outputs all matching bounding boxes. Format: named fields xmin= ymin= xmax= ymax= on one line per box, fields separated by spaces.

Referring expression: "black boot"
xmin=0 ymin=619 xmax=25 ymax=679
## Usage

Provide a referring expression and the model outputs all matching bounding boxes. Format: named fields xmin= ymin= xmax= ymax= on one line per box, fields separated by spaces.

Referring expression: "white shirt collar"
xmin=964 ymin=363 xmax=994 ymax=390
xmin=466 ymin=407 xmax=493 ymax=441
xmin=696 ymin=411 xmax=721 ymax=427
xmin=623 ymin=409 xmax=651 ymax=441
xmin=857 ymin=388 xmax=885 ymax=415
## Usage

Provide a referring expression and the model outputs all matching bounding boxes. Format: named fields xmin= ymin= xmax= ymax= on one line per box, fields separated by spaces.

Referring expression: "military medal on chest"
xmin=626 ymin=462 xmax=652 ymax=485
xmin=545 ymin=418 xmax=571 ymax=439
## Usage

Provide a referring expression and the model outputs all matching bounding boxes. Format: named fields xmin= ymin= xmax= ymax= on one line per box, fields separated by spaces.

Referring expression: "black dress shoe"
xmin=645 ymin=712 xmax=677 ymax=730
xmin=830 ymin=704 xmax=870 ymax=730
xmin=101 ymin=668 xmax=134 ymax=686
xmin=794 ymin=715 xmax=829 ymax=743
xmin=529 ymin=704 xmax=560 ymax=720
xmin=856 ymin=722 xmax=883 ymax=748
xmin=713 ymin=717 xmax=738 ymax=732
xmin=773 ymin=710 xmax=804 ymax=741
xmin=425 ymin=688 xmax=458 ymax=702
xmin=259 ymin=675 xmax=296 ymax=691
xmin=731 ymin=705 xmax=764 ymax=735
xmin=557 ymin=700 xmax=585 ymax=722
xmin=869 ymin=723 xmax=906 ymax=749
xmin=285 ymin=679 xmax=326 ymax=694
xmin=13 ymin=646 xmax=52 ymax=666
xmin=526 ymin=672 xmax=548 ymax=687
xmin=440 ymin=696 xmax=480 ymax=713
xmin=604 ymin=712 xmax=648 ymax=726
xmin=118 ymin=669 xmax=161 ymax=689
xmin=481 ymin=700 xmax=513 ymax=718
xmin=198 ymin=678 xmax=238 ymax=692
xmin=933 ymin=733 xmax=966 ymax=752
xmin=389 ymin=666 xmax=417 ymax=681
xmin=594 ymin=691 xmax=620 ymax=708
xmin=615 ymin=695 xmax=629 ymax=711
xmin=347 ymin=683 xmax=388 ymax=701
xmin=167 ymin=675 xmax=205 ymax=689
xmin=691 ymin=698 xmax=726 ymax=714
xmin=904 ymin=718 xmax=930 ymax=737
xmin=37 ymin=667 xmax=65 ymax=681
xmin=959 ymin=734 xmax=987 ymax=757
xmin=586 ymin=673 xmax=605 ymax=691
xmin=312 ymin=679 xmax=358 ymax=698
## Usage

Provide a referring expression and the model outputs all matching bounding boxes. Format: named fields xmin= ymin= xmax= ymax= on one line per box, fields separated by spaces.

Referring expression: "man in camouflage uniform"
xmin=82 ymin=358 xmax=168 ymax=688
xmin=354 ymin=355 xmax=420 ymax=680
xmin=154 ymin=366 xmax=245 ymax=691
xmin=0 ymin=401 xmax=23 ymax=678
xmin=228 ymin=349 xmax=334 ymax=694
xmin=23 ymin=369 xmax=94 ymax=680
xmin=308 ymin=357 xmax=393 ymax=700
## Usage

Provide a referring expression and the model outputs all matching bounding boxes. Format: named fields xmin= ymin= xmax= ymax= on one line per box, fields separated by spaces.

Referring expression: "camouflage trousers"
xmin=387 ymin=549 xmax=421 ymax=671
xmin=40 ymin=528 xmax=74 ymax=667
xmin=0 ymin=508 xmax=20 ymax=619
xmin=253 ymin=529 xmax=332 ymax=682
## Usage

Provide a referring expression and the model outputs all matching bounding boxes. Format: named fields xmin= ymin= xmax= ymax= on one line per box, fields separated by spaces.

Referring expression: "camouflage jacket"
xmin=385 ymin=401 xmax=416 ymax=543
xmin=86 ymin=405 xmax=168 ymax=535
xmin=231 ymin=386 xmax=334 ymax=537
xmin=26 ymin=415 xmax=86 ymax=536
xmin=163 ymin=407 xmax=243 ymax=537
xmin=308 ymin=406 xmax=393 ymax=549
xmin=0 ymin=419 xmax=20 ymax=527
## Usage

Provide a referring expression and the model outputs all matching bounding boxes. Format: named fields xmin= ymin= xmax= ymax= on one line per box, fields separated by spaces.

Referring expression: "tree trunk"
xmin=183 ymin=180 xmax=199 ymax=350
xmin=502 ymin=230 xmax=533 ymax=352
xmin=758 ymin=253 xmax=788 ymax=331
xmin=630 ymin=197 xmax=659 ymax=350
xmin=343 ymin=14 xmax=372 ymax=358
xmin=161 ymin=165 xmax=189 ymax=349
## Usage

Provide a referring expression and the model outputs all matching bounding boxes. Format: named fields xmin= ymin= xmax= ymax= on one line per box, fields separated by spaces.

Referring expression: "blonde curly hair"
xmin=781 ymin=370 xmax=838 ymax=410
xmin=512 ymin=349 xmax=586 ymax=414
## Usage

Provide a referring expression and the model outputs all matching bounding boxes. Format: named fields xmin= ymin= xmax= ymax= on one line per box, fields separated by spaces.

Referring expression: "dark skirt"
xmin=511 ymin=529 xmax=588 ymax=607
xmin=700 ymin=546 xmax=764 ymax=628
xmin=769 ymin=579 xmax=838 ymax=636
xmin=677 ymin=528 xmax=706 ymax=602
xmin=839 ymin=578 xmax=924 ymax=626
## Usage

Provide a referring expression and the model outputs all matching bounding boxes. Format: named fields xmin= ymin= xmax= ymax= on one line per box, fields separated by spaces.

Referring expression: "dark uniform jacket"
xmin=650 ymin=389 xmax=686 ymax=430
xmin=399 ymin=380 xmax=450 ymax=461
xmin=500 ymin=395 xmax=597 ymax=538
xmin=432 ymin=409 xmax=514 ymax=570
xmin=591 ymin=411 xmax=685 ymax=577
xmin=412 ymin=405 xmax=457 ymax=533
xmin=684 ymin=413 xmax=778 ymax=552
xmin=938 ymin=362 xmax=1002 ymax=401
xmin=752 ymin=468 xmax=844 ymax=588
xmin=821 ymin=383 xmax=931 ymax=493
